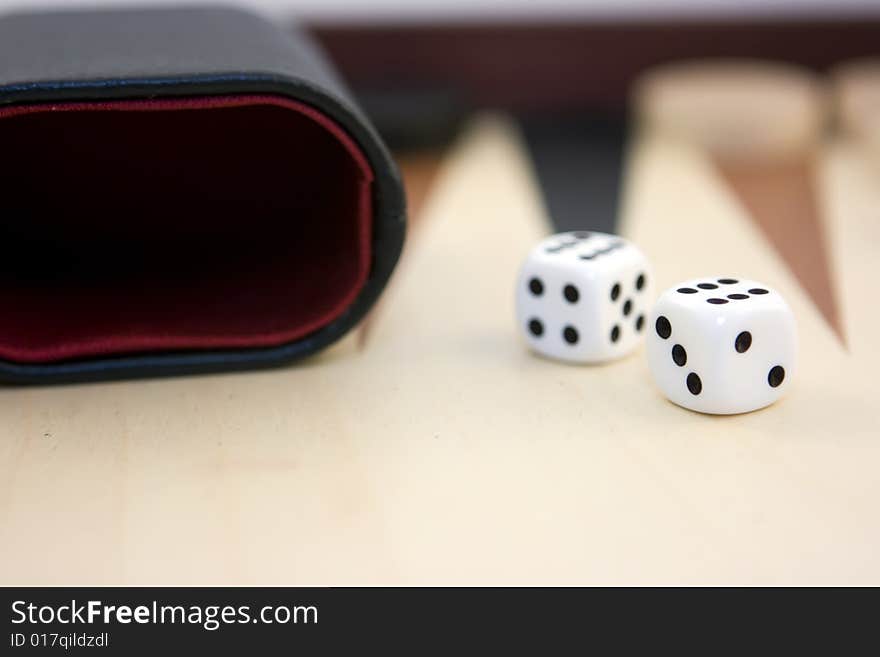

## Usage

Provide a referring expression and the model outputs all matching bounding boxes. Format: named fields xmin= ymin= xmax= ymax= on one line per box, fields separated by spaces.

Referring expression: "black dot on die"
xmin=623 ymin=299 xmax=633 ymax=316
xmin=528 ymin=319 xmax=544 ymax=337
xmin=728 ymin=293 xmax=749 ymax=300
xmin=528 ymin=278 xmax=544 ymax=296
xmin=677 ymin=287 xmax=698 ymax=294
xmin=768 ymin=366 xmax=785 ymax=388
xmin=749 ymin=288 xmax=769 ymax=295
xmin=655 ymin=316 xmax=672 ymax=339
xmin=686 ymin=373 xmax=702 ymax=395
xmin=707 ymin=298 xmax=728 ymax=304
xmin=563 ymin=284 xmax=579 ymax=303
xmin=735 ymin=331 xmax=752 ymax=353
xmin=610 ymin=283 xmax=621 ymax=301
xmin=563 ymin=326 xmax=579 ymax=344
xmin=635 ymin=315 xmax=645 ymax=332
xmin=672 ymin=344 xmax=687 ymax=366
xmin=697 ymin=283 xmax=718 ymax=290
xmin=718 ymin=278 xmax=739 ymax=284
xmin=610 ymin=325 xmax=620 ymax=343
xmin=573 ymin=231 xmax=591 ymax=239
xmin=636 ymin=273 xmax=646 ymax=291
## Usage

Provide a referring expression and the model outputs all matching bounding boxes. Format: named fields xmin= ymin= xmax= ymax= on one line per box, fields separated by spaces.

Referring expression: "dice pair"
xmin=516 ymin=232 xmax=796 ymax=415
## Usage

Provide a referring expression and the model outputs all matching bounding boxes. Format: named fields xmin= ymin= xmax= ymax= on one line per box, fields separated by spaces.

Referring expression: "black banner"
xmin=0 ymin=586 xmax=866 ymax=652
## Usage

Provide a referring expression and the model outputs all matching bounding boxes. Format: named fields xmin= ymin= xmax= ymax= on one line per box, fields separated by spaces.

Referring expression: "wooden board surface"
xmin=1 ymin=114 xmax=878 ymax=585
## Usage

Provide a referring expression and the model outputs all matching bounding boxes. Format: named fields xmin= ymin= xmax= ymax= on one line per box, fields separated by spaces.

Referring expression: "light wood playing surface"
xmin=1 ymin=114 xmax=878 ymax=585
xmin=634 ymin=60 xmax=843 ymax=343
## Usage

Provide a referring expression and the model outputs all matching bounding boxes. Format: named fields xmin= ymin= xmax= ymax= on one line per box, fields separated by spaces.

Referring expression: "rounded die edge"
xmin=663 ymin=393 xmax=786 ymax=415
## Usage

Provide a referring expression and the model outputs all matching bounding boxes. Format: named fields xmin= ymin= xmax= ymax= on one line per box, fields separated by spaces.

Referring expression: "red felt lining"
xmin=0 ymin=95 xmax=374 ymax=363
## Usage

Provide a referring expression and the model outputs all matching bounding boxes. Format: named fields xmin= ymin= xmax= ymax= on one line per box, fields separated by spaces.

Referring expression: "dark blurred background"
xmin=11 ymin=2 xmax=880 ymax=138
xmin=10 ymin=1 xmax=878 ymax=228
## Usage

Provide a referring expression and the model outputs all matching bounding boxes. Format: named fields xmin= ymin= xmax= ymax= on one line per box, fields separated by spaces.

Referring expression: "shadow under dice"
xmin=646 ymin=277 xmax=797 ymax=414
xmin=515 ymin=231 xmax=653 ymax=364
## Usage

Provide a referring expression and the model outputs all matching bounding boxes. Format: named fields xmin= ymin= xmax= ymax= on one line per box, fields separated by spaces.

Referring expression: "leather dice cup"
xmin=0 ymin=7 xmax=406 ymax=383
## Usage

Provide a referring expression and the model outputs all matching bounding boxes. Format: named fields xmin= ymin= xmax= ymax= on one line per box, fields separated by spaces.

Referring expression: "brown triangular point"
xmin=357 ymin=149 xmax=446 ymax=349
xmin=714 ymin=157 xmax=845 ymax=346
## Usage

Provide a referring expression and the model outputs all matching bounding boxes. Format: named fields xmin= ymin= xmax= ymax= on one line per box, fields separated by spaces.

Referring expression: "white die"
xmin=646 ymin=277 xmax=797 ymax=414
xmin=515 ymin=231 xmax=653 ymax=363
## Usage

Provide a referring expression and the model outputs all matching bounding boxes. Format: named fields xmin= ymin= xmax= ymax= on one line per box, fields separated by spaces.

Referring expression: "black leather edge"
xmin=0 ymin=8 xmax=406 ymax=384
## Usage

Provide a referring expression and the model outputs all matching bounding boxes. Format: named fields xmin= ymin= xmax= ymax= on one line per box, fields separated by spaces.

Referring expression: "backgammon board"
xmin=1 ymin=63 xmax=878 ymax=585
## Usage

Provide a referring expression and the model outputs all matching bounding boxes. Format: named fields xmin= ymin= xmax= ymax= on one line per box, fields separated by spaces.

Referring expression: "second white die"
xmin=646 ymin=277 xmax=797 ymax=414
xmin=515 ymin=231 xmax=653 ymax=363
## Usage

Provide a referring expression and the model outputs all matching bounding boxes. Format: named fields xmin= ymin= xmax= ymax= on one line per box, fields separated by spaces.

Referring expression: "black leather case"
xmin=0 ymin=6 xmax=405 ymax=383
